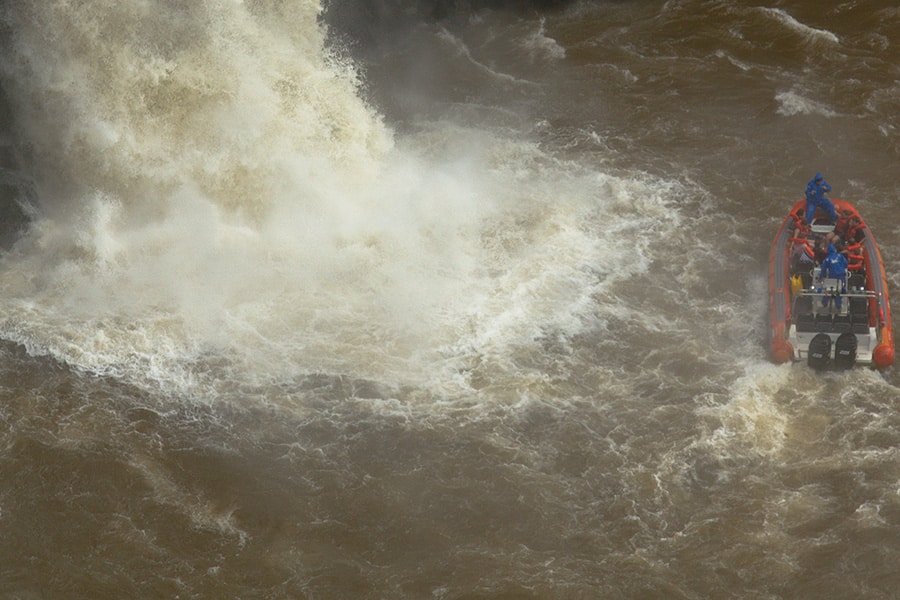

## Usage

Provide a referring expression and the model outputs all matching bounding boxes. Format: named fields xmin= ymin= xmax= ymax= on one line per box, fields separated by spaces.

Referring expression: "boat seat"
xmin=848 ymin=273 xmax=865 ymax=289
xmin=796 ymin=312 xmax=816 ymax=333
xmin=851 ymin=313 xmax=870 ymax=334
xmin=793 ymin=295 xmax=813 ymax=314
xmin=849 ymin=297 xmax=868 ymax=317
xmin=815 ymin=313 xmax=834 ymax=332
xmin=832 ymin=314 xmax=851 ymax=333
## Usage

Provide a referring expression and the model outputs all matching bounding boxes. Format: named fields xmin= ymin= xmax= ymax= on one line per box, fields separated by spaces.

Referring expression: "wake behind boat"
xmin=769 ymin=199 xmax=894 ymax=369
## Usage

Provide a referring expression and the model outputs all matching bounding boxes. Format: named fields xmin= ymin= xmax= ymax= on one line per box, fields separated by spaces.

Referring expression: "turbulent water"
xmin=1 ymin=1 xmax=900 ymax=598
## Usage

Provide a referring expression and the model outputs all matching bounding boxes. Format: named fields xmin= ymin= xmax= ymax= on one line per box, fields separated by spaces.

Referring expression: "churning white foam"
xmin=0 ymin=1 xmax=683 ymax=400
xmin=757 ymin=8 xmax=840 ymax=45
xmin=775 ymin=90 xmax=838 ymax=118
xmin=522 ymin=18 xmax=566 ymax=62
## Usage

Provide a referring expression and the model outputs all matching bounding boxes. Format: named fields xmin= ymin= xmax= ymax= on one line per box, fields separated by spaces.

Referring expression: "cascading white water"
xmin=0 ymin=1 xmax=681 ymax=399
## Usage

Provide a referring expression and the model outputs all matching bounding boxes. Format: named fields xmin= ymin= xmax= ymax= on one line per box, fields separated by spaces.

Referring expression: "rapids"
xmin=1 ymin=1 xmax=899 ymax=598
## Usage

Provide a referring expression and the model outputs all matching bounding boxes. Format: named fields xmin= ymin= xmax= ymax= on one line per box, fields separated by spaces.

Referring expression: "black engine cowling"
xmin=833 ymin=332 xmax=858 ymax=370
xmin=807 ymin=333 xmax=832 ymax=370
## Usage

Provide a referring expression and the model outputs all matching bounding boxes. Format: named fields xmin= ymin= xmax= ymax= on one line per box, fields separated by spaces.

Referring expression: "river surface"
xmin=1 ymin=1 xmax=899 ymax=598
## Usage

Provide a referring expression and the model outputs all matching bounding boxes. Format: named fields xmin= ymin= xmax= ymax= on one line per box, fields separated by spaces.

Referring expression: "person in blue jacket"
xmin=805 ymin=172 xmax=836 ymax=223
xmin=819 ymin=243 xmax=848 ymax=308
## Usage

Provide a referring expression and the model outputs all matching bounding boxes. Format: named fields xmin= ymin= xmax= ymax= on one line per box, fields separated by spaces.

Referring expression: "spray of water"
xmin=0 ymin=1 xmax=681 ymax=400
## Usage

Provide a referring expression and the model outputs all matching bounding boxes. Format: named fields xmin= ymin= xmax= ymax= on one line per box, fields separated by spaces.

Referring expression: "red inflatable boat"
xmin=768 ymin=199 xmax=894 ymax=369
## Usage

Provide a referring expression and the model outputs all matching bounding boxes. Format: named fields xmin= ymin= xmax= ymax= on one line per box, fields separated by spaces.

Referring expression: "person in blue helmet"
xmin=805 ymin=172 xmax=836 ymax=224
xmin=819 ymin=243 xmax=848 ymax=309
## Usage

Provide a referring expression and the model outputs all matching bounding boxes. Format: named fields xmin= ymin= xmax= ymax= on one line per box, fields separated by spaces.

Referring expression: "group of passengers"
xmin=790 ymin=172 xmax=866 ymax=309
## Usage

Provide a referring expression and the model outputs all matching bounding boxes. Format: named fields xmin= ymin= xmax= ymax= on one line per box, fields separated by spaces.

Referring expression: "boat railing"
xmin=792 ymin=286 xmax=888 ymax=331
xmin=797 ymin=288 xmax=876 ymax=299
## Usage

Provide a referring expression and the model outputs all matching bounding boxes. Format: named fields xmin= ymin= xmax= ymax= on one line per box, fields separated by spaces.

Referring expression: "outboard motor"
xmin=807 ymin=333 xmax=832 ymax=370
xmin=834 ymin=332 xmax=858 ymax=370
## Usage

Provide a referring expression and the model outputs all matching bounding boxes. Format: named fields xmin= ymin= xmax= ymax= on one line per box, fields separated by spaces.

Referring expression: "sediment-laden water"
xmin=1 ymin=2 xmax=899 ymax=598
